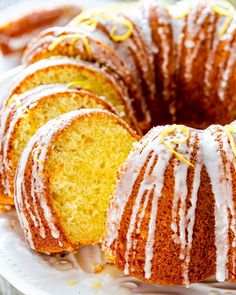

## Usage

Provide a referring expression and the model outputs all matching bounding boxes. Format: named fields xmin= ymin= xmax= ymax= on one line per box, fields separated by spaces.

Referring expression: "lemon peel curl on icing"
xmin=48 ymin=34 xmax=92 ymax=59
xmin=212 ymin=0 xmax=235 ymax=36
xmin=160 ymin=125 xmax=194 ymax=167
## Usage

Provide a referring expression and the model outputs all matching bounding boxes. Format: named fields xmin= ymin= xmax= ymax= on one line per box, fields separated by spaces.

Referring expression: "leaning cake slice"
xmin=0 ymin=84 xmax=116 ymax=205
xmin=15 ymin=109 xmax=138 ymax=253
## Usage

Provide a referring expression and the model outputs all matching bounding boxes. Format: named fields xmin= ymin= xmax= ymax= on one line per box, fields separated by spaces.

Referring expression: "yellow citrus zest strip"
xmin=71 ymin=10 xmax=133 ymax=42
xmin=48 ymin=34 xmax=92 ymax=59
xmin=160 ymin=125 xmax=194 ymax=167
xmin=219 ymin=15 xmax=233 ymax=36
xmin=175 ymin=11 xmax=190 ymax=19
xmin=71 ymin=9 xmax=103 ymax=25
xmin=211 ymin=1 xmax=235 ymax=36
xmin=212 ymin=1 xmax=235 ymax=16
xmin=109 ymin=18 xmax=133 ymax=42
xmin=225 ymin=124 xmax=236 ymax=157
xmin=81 ymin=18 xmax=98 ymax=30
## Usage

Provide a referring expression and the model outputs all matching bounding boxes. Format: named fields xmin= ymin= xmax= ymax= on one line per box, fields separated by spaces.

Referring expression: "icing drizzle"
xmin=106 ymin=122 xmax=236 ymax=284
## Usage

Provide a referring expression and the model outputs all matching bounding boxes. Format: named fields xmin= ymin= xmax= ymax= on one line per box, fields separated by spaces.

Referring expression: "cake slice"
xmin=22 ymin=26 xmax=147 ymax=133
xmin=15 ymin=109 xmax=138 ymax=253
xmin=0 ymin=84 xmax=116 ymax=205
xmin=4 ymin=57 xmax=136 ymax=128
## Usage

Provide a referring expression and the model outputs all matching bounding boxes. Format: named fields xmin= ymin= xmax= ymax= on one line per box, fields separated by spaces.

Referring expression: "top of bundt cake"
xmin=22 ymin=0 xmax=236 ymax=132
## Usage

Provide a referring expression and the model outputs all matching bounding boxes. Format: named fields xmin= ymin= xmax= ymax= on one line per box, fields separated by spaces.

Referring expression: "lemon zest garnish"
xmin=48 ymin=34 xmax=92 ymax=59
xmin=109 ymin=18 xmax=133 ymax=42
xmin=219 ymin=15 xmax=233 ymax=36
xmin=71 ymin=10 xmax=133 ymax=42
xmin=212 ymin=1 xmax=235 ymax=16
xmin=174 ymin=11 xmax=190 ymax=19
xmin=225 ymin=124 xmax=236 ymax=157
xmin=81 ymin=18 xmax=98 ymax=30
xmin=211 ymin=1 xmax=235 ymax=36
xmin=160 ymin=125 xmax=194 ymax=167
xmin=71 ymin=9 xmax=103 ymax=25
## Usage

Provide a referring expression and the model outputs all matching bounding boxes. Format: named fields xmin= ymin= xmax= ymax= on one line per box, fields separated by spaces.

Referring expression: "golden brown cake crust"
xmin=4 ymin=0 xmax=236 ymax=287
xmin=105 ymin=123 xmax=236 ymax=285
xmin=15 ymin=110 xmax=138 ymax=253
xmin=0 ymin=84 xmax=118 ymax=205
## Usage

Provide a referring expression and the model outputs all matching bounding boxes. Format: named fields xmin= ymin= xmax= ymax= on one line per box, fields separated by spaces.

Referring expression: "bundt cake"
xmin=22 ymin=0 xmax=236 ymax=131
xmin=1 ymin=0 xmax=236 ymax=287
xmin=0 ymin=84 xmax=116 ymax=205
xmin=15 ymin=109 xmax=138 ymax=252
xmin=105 ymin=122 xmax=236 ymax=285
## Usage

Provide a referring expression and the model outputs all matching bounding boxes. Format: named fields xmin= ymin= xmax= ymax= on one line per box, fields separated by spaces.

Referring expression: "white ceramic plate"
xmin=0 ymin=210 xmax=236 ymax=295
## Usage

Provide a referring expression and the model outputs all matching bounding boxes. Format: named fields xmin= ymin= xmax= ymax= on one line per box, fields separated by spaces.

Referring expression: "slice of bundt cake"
xmin=15 ymin=109 xmax=138 ymax=253
xmin=4 ymin=57 xmax=138 ymax=130
xmin=105 ymin=122 xmax=236 ymax=285
xmin=22 ymin=26 xmax=149 ymax=132
xmin=0 ymin=84 xmax=117 ymax=206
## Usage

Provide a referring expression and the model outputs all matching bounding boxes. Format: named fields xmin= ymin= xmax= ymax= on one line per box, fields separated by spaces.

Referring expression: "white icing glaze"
xmin=203 ymin=12 xmax=219 ymax=98
xmin=184 ymin=6 xmax=212 ymax=82
xmin=105 ymin=127 xmax=163 ymax=249
xmin=15 ymin=109 xmax=126 ymax=251
xmin=151 ymin=4 xmax=173 ymax=105
xmin=171 ymin=132 xmax=197 ymax=285
xmin=201 ymin=125 xmax=231 ymax=282
xmin=124 ymin=153 xmax=156 ymax=275
xmin=218 ymin=41 xmax=236 ymax=101
xmin=15 ymin=110 xmax=101 ymax=248
xmin=107 ymin=120 xmax=236 ymax=284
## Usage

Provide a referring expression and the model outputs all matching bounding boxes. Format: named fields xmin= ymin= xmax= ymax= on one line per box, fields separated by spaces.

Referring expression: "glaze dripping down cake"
xmin=1 ymin=0 xmax=236 ymax=287
xmin=15 ymin=110 xmax=138 ymax=252
xmin=23 ymin=0 xmax=236 ymax=130
xmin=106 ymin=122 xmax=236 ymax=285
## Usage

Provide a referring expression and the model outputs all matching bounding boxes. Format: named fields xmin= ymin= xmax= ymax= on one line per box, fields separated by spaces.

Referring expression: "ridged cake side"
xmin=22 ymin=0 xmax=236 ymax=129
xmin=106 ymin=122 xmax=236 ymax=285
xmin=15 ymin=109 xmax=138 ymax=253
xmin=0 ymin=84 xmax=117 ymax=205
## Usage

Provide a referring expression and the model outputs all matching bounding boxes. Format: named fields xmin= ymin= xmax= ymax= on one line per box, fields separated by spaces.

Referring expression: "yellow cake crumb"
xmin=92 ymin=280 xmax=103 ymax=289
xmin=93 ymin=263 xmax=104 ymax=273
xmin=66 ymin=280 xmax=77 ymax=286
